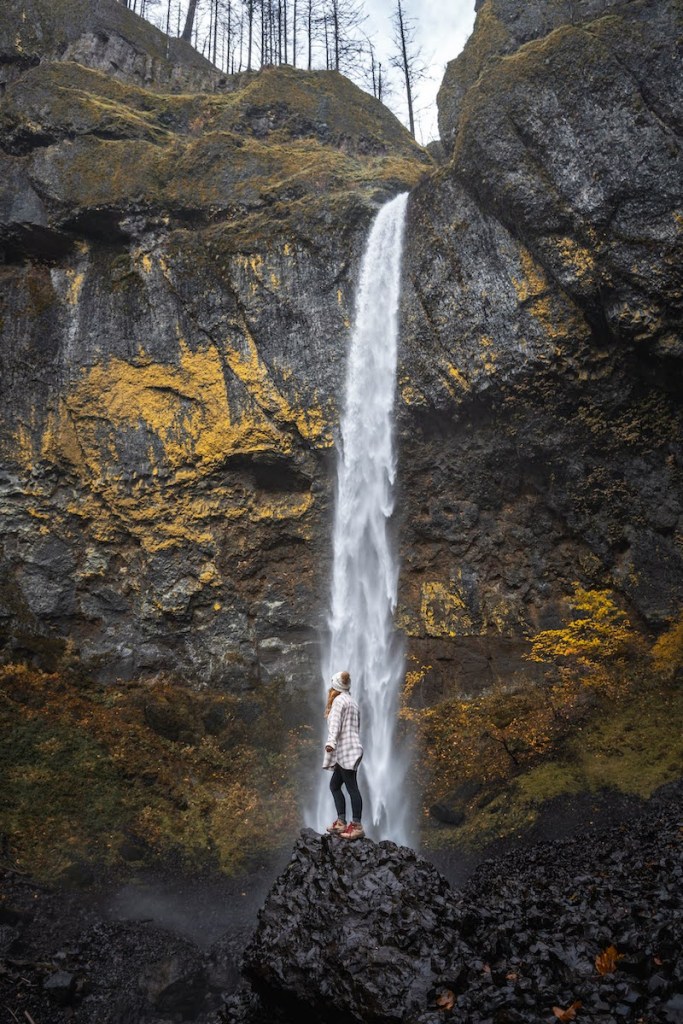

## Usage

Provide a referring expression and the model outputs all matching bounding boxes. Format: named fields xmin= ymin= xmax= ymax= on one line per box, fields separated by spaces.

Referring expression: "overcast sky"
xmin=362 ymin=0 xmax=477 ymax=143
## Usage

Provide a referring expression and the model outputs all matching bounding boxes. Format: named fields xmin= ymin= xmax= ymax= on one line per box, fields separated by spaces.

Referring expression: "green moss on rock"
xmin=0 ymin=664 xmax=310 ymax=880
xmin=421 ymin=675 xmax=683 ymax=853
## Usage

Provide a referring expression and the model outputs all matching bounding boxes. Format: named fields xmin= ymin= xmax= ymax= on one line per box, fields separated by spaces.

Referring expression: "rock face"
xmin=0 ymin=0 xmax=681 ymax=783
xmin=0 ymin=0 xmax=220 ymax=92
xmin=0 ymin=0 xmax=429 ymax=689
xmin=396 ymin=0 xmax=683 ymax=696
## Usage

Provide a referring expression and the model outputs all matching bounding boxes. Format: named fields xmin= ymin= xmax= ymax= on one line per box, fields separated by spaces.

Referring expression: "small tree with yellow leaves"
xmin=527 ymin=586 xmax=644 ymax=694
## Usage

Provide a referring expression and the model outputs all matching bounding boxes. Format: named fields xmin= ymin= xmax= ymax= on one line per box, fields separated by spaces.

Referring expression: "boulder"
xmin=236 ymin=828 xmax=472 ymax=1024
xmin=43 ymin=969 xmax=76 ymax=1006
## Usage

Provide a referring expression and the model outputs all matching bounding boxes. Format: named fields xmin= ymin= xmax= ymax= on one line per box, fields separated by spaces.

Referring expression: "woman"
xmin=323 ymin=670 xmax=365 ymax=841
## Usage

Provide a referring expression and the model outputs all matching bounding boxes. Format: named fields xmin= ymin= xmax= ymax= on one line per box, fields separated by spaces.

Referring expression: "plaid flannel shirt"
xmin=322 ymin=692 xmax=363 ymax=771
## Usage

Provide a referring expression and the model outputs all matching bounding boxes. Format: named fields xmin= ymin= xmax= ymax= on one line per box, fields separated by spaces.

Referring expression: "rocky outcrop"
xmin=397 ymin=0 xmax=683 ymax=697
xmin=2 ymin=0 xmax=680 ymax=700
xmin=0 ymin=0 xmax=429 ymax=688
xmin=0 ymin=0 xmax=219 ymax=92
xmin=229 ymin=792 xmax=683 ymax=1023
xmin=232 ymin=828 xmax=471 ymax=1024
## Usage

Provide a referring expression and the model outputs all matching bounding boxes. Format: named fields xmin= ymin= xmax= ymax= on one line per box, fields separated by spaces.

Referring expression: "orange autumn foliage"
xmin=553 ymin=1002 xmax=582 ymax=1021
xmin=595 ymin=946 xmax=624 ymax=975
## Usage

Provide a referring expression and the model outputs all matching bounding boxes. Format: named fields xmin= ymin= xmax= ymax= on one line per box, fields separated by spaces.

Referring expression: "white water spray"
xmin=310 ymin=192 xmax=411 ymax=846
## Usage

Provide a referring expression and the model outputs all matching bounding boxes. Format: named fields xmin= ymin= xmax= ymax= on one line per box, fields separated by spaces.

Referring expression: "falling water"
xmin=310 ymin=192 xmax=411 ymax=846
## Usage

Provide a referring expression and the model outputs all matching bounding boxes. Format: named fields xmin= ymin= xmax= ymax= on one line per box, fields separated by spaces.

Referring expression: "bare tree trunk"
xmin=247 ymin=0 xmax=254 ymax=69
xmin=213 ymin=0 xmax=219 ymax=65
xmin=332 ymin=0 xmax=339 ymax=70
xmin=396 ymin=0 xmax=414 ymax=136
xmin=226 ymin=1 xmax=232 ymax=71
xmin=283 ymin=0 xmax=288 ymax=63
xmin=368 ymin=40 xmax=377 ymax=97
xmin=307 ymin=0 xmax=313 ymax=69
xmin=278 ymin=0 xmax=282 ymax=62
xmin=292 ymin=0 xmax=297 ymax=65
xmin=181 ymin=0 xmax=199 ymax=42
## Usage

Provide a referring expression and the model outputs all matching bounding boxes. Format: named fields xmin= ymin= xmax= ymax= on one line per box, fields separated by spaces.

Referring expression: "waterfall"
xmin=310 ymin=191 xmax=411 ymax=846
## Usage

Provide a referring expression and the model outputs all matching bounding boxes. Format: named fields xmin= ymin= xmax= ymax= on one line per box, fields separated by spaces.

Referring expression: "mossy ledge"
xmin=0 ymin=662 xmax=312 ymax=881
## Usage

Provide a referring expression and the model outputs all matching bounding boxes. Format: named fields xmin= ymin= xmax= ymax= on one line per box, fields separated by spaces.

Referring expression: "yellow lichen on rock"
xmin=234 ymin=254 xmax=265 ymax=297
xmin=447 ymin=364 xmax=471 ymax=390
xmin=64 ymin=269 xmax=86 ymax=306
xmin=513 ymin=248 xmax=547 ymax=304
xmin=553 ymin=236 xmax=596 ymax=280
xmin=479 ymin=335 xmax=497 ymax=374
xmin=62 ymin=340 xmax=285 ymax=471
xmin=400 ymin=377 xmax=426 ymax=406
xmin=40 ymin=401 xmax=83 ymax=468
xmin=512 ymin=247 xmax=588 ymax=342
xmin=11 ymin=422 xmax=36 ymax=469
xmin=225 ymin=325 xmax=332 ymax=446
xmin=421 ymin=580 xmax=473 ymax=638
xmin=249 ymin=492 xmax=313 ymax=523
xmin=36 ymin=338 xmax=317 ymax=552
xmin=401 ymin=662 xmax=433 ymax=714
xmin=134 ymin=251 xmax=154 ymax=275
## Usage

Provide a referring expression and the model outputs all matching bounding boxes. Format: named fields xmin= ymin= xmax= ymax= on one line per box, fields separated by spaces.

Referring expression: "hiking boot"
xmin=340 ymin=822 xmax=365 ymax=841
xmin=326 ymin=819 xmax=347 ymax=834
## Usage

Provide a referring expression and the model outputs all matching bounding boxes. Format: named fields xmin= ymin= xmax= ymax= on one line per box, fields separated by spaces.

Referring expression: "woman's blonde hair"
xmin=324 ymin=687 xmax=341 ymax=718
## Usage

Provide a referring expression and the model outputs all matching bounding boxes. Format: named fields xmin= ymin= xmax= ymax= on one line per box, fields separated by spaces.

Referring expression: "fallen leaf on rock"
xmin=596 ymin=945 xmax=624 ymax=975
xmin=553 ymin=1001 xmax=582 ymax=1021
xmin=436 ymin=989 xmax=455 ymax=1010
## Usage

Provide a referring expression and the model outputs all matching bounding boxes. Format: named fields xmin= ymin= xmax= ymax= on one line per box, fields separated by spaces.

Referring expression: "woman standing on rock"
xmin=323 ymin=671 xmax=365 ymax=840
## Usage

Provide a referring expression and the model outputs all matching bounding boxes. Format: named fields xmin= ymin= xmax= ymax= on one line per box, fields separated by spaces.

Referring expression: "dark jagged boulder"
xmin=231 ymin=828 xmax=472 ymax=1024
xmin=228 ymin=788 xmax=683 ymax=1024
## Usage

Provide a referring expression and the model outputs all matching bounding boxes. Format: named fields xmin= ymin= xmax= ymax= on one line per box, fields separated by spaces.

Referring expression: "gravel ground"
xmin=444 ymin=782 xmax=683 ymax=1023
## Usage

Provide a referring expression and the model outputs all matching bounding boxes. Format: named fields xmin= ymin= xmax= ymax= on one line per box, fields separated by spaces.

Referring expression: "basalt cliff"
xmin=0 ymin=0 xmax=681 ymax=879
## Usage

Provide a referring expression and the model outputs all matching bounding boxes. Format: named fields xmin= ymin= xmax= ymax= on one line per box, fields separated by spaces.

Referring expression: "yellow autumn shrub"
xmin=527 ymin=586 xmax=643 ymax=670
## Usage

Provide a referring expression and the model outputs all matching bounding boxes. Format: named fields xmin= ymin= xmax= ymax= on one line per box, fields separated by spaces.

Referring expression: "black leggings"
xmin=330 ymin=765 xmax=363 ymax=823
